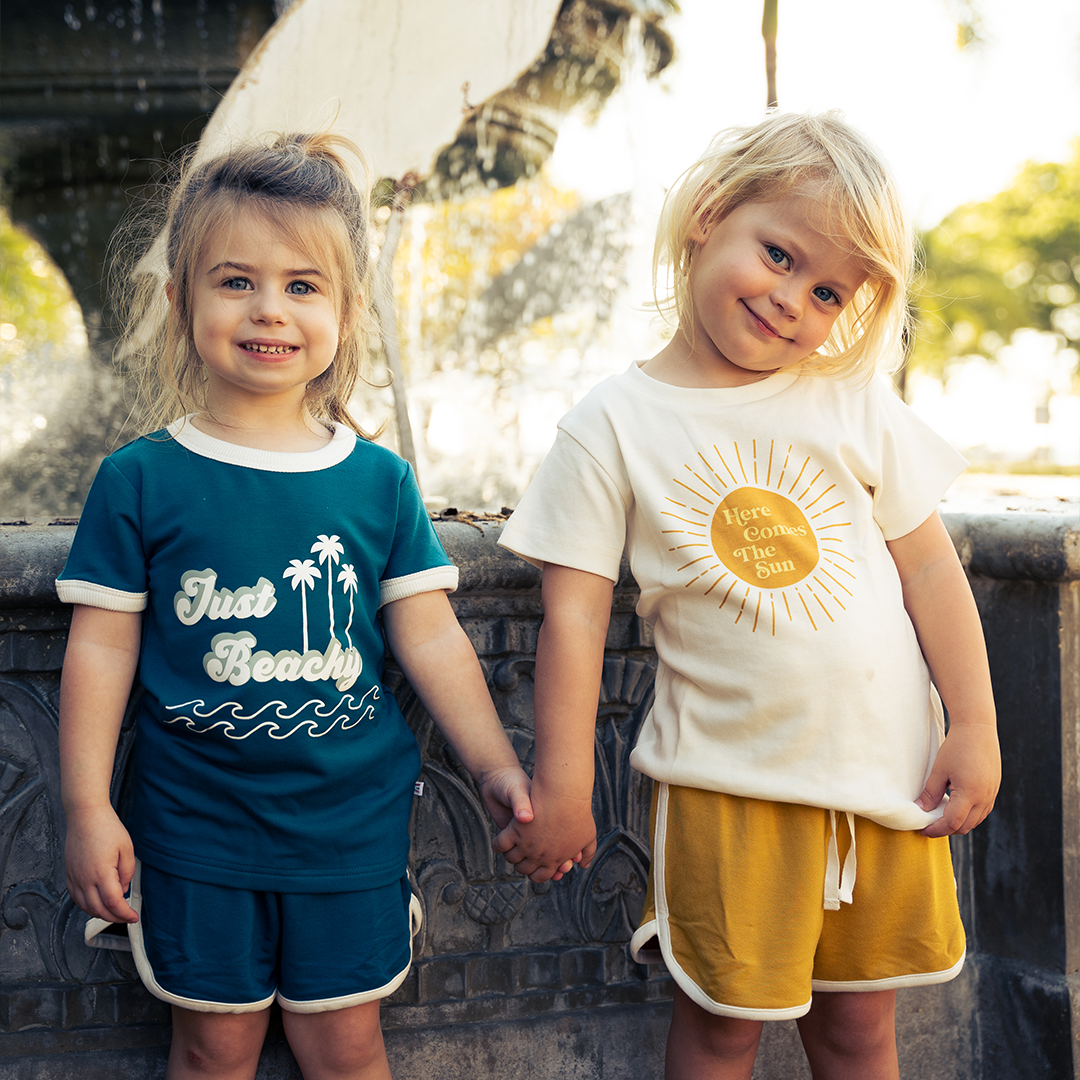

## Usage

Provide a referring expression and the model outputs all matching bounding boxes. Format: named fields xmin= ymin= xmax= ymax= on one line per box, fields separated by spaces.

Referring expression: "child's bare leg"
xmin=282 ymin=1001 xmax=391 ymax=1080
xmin=796 ymin=989 xmax=898 ymax=1080
xmin=666 ymin=985 xmax=763 ymax=1080
xmin=167 ymin=1006 xmax=270 ymax=1080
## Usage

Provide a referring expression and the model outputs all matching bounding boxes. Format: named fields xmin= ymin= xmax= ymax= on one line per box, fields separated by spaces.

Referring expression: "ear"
xmin=688 ymin=180 xmax=721 ymax=245
xmin=688 ymin=216 xmax=711 ymax=244
xmin=341 ymin=293 xmax=364 ymax=337
xmin=165 ymin=280 xmax=175 ymax=304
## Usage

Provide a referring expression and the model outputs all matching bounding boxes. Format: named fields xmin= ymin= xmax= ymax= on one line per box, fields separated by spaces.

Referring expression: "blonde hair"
xmin=653 ymin=111 xmax=913 ymax=381
xmin=113 ymin=131 xmax=375 ymax=436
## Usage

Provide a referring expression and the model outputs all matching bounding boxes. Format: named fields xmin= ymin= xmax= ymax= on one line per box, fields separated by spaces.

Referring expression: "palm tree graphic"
xmin=311 ymin=534 xmax=345 ymax=641
xmin=337 ymin=564 xmax=358 ymax=648
xmin=283 ymin=558 xmax=321 ymax=652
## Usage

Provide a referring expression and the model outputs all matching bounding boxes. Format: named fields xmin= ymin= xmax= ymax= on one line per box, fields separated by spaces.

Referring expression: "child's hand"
xmin=917 ymin=722 xmax=1000 ymax=838
xmin=492 ymin=785 xmax=596 ymax=883
xmin=477 ymin=764 xmax=535 ymax=832
xmin=64 ymin=804 xmax=139 ymax=924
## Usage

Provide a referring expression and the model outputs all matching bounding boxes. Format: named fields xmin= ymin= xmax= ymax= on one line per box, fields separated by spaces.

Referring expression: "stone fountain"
xmin=0 ymin=0 xmax=673 ymax=517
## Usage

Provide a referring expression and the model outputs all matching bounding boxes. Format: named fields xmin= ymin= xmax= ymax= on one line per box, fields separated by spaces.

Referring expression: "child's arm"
xmin=886 ymin=511 xmax=1000 ymax=838
xmin=492 ymin=564 xmax=612 ymax=881
xmin=59 ymin=605 xmax=142 ymax=924
xmin=380 ymin=589 xmax=533 ymax=831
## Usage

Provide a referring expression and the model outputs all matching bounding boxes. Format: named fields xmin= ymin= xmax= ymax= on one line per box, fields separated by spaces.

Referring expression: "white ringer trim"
xmin=378 ymin=565 xmax=459 ymax=608
xmin=55 ymin=579 xmax=147 ymax=612
xmin=126 ymin=862 xmax=275 ymax=1014
xmin=812 ymin=951 xmax=966 ymax=993
xmin=166 ymin=417 xmax=357 ymax=473
xmin=629 ymin=782 xmax=813 ymax=1022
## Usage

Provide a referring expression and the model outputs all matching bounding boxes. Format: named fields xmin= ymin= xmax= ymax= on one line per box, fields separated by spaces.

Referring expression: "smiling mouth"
xmin=242 ymin=343 xmax=298 ymax=355
xmin=743 ymin=302 xmax=780 ymax=338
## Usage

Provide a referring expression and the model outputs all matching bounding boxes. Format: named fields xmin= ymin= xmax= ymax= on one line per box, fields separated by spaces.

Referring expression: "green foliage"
xmin=0 ymin=207 xmax=87 ymax=367
xmin=947 ymin=0 xmax=986 ymax=49
xmin=912 ymin=142 xmax=1080 ymax=376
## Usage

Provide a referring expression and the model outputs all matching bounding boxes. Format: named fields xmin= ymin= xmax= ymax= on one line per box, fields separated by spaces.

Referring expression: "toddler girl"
xmin=58 ymin=132 xmax=533 ymax=1080
xmin=494 ymin=112 xmax=999 ymax=1079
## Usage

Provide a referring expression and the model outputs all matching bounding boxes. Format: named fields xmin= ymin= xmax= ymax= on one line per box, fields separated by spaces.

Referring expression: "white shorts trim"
xmin=632 ymin=782 xmax=813 ymax=1022
xmin=127 ymin=862 xmax=275 ymax=1014
xmin=124 ymin=862 xmax=424 ymax=1015
xmin=277 ymin=893 xmax=423 ymax=1014
xmin=811 ymin=951 xmax=966 ymax=993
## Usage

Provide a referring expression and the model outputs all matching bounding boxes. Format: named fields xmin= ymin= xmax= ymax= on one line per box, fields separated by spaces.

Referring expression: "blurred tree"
xmin=393 ymin=176 xmax=581 ymax=365
xmin=912 ymin=141 xmax=1080 ymax=377
xmin=762 ymin=0 xmax=778 ymax=108
xmin=945 ymin=0 xmax=986 ymax=48
xmin=0 ymin=208 xmax=87 ymax=368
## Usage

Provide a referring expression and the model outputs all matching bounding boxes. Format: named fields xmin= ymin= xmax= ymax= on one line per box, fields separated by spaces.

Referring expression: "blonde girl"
xmin=58 ymin=132 xmax=534 ymax=1080
xmin=495 ymin=112 xmax=999 ymax=1080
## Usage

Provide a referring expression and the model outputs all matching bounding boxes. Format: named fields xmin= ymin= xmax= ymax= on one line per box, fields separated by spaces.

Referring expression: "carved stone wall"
xmin=0 ymin=520 xmax=672 ymax=1079
xmin=1 ymin=514 xmax=1077 ymax=1079
xmin=383 ymin=525 xmax=664 ymax=1036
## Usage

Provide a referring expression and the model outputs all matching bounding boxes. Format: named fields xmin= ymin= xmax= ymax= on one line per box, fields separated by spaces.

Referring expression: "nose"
xmin=771 ymin=279 xmax=803 ymax=320
xmin=252 ymin=290 xmax=286 ymax=324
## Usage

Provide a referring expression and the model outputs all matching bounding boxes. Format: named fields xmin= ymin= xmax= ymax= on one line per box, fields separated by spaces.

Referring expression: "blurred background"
xmin=2 ymin=0 xmax=1078 ymax=519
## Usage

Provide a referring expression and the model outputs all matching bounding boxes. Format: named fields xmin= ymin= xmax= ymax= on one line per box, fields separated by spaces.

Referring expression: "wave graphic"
xmin=161 ymin=686 xmax=380 ymax=739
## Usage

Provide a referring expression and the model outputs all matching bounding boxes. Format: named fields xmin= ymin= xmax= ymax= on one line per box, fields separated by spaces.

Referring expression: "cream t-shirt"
xmin=499 ymin=364 xmax=968 ymax=830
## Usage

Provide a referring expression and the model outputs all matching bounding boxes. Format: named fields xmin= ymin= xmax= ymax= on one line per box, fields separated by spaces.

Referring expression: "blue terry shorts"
xmin=124 ymin=860 xmax=422 ymax=1014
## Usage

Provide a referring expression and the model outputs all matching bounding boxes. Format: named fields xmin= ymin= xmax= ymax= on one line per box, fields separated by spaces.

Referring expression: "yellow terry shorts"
xmin=629 ymin=784 xmax=966 ymax=1020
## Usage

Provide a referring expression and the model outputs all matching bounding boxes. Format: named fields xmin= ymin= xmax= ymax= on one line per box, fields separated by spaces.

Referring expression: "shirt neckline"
xmin=626 ymin=362 xmax=800 ymax=406
xmin=164 ymin=417 xmax=357 ymax=473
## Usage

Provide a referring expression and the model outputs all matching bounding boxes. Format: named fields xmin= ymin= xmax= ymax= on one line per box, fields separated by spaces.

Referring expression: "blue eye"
xmin=813 ymin=286 xmax=840 ymax=304
xmin=287 ymin=280 xmax=315 ymax=295
xmin=223 ymin=276 xmax=251 ymax=291
xmin=766 ymin=245 xmax=790 ymax=267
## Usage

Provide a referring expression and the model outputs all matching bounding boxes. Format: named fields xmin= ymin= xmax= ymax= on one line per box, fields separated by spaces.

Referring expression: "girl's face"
xmin=684 ymin=192 xmax=867 ymax=386
xmin=188 ymin=209 xmax=346 ymax=417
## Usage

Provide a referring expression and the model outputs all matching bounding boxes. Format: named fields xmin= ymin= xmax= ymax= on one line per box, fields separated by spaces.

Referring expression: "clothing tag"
xmin=414 ymin=780 xmax=425 ymax=796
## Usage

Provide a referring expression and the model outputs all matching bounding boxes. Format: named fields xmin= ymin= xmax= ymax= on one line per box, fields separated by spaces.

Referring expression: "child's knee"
xmin=282 ymin=1001 xmax=387 ymax=1075
xmin=799 ymin=990 xmax=896 ymax=1056
xmin=170 ymin=1007 xmax=269 ymax=1074
xmin=671 ymin=987 xmax=764 ymax=1060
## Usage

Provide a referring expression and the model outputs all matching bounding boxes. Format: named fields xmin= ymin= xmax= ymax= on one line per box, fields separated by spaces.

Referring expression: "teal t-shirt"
xmin=57 ymin=421 xmax=458 ymax=892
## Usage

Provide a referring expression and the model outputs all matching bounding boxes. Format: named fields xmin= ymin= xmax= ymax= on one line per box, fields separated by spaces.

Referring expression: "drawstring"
xmin=824 ymin=811 xmax=857 ymax=910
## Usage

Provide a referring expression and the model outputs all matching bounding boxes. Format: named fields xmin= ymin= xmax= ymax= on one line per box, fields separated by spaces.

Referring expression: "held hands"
xmin=917 ymin=722 xmax=1001 ymax=838
xmin=492 ymin=785 xmax=597 ymax=884
xmin=476 ymin=763 xmax=535 ymax=833
xmin=64 ymin=804 xmax=139 ymax=924
xmin=479 ymin=767 xmax=581 ymax=881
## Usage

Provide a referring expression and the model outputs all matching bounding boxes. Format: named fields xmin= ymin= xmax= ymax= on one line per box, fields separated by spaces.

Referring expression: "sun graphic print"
xmin=663 ymin=439 xmax=854 ymax=634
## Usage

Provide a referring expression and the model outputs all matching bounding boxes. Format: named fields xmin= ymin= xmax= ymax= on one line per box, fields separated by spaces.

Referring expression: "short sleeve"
xmin=870 ymin=380 xmax=968 ymax=540
xmin=378 ymin=462 xmax=459 ymax=606
xmin=56 ymin=457 xmax=149 ymax=611
xmin=498 ymin=430 xmax=630 ymax=583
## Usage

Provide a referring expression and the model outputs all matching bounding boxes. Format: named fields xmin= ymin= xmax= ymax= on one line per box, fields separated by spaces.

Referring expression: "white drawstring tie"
xmin=824 ymin=810 xmax=857 ymax=910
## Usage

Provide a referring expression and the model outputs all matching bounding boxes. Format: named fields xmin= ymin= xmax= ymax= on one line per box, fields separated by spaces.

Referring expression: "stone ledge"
xmin=4 ymin=514 xmax=1076 ymax=615
xmin=941 ymin=512 xmax=1080 ymax=582
xmin=0 ymin=525 xmax=77 ymax=611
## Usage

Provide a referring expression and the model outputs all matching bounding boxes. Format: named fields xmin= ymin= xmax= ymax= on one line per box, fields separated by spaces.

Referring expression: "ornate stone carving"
xmin=391 ymin=645 xmax=656 ymax=978
xmin=0 ymin=676 xmax=139 ymax=987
